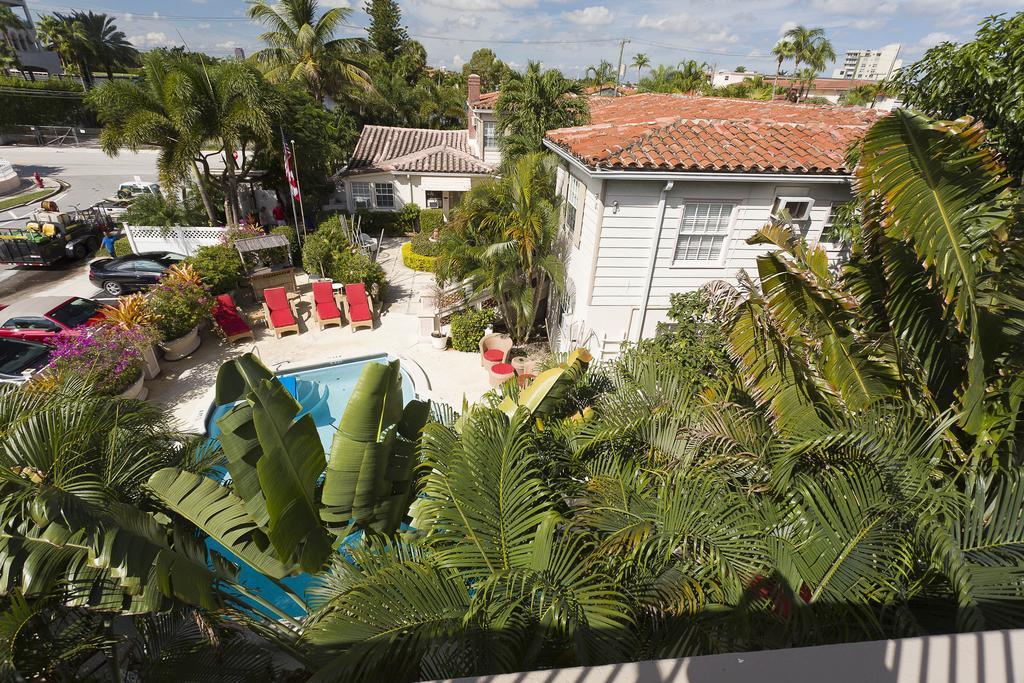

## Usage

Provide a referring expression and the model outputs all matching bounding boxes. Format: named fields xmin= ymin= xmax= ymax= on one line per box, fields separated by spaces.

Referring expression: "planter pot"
xmin=118 ymin=373 xmax=146 ymax=400
xmin=430 ymin=334 xmax=448 ymax=350
xmin=142 ymin=345 xmax=161 ymax=379
xmin=160 ymin=325 xmax=201 ymax=361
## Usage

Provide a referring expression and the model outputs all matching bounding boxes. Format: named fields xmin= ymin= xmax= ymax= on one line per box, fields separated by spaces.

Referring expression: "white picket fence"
xmin=124 ymin=225 xmax=227 ymax=256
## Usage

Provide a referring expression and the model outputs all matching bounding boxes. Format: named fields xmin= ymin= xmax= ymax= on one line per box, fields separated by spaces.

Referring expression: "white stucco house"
xmin=332 ymin=74 xmax=501 ymax=216
xmin=543 ymin=93 xmax=880 ymax=359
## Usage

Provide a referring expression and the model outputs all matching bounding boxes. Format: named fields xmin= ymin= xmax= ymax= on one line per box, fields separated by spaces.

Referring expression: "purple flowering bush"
xmin=47 ymin=325 xmax=147 ymax=395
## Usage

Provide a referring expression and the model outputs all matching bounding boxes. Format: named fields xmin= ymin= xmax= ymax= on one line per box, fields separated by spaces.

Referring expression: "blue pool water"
xmin=204 ymin=354 xmax=416 ymax=618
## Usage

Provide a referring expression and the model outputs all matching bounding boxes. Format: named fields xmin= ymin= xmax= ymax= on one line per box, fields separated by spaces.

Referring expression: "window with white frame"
xmin=483 ymin=121 xmax=498 ymax=148
xmin=374 ymin=182 xmax=395 ymax=208
xmin=351 ymin=182 xmax=371 ymax=208
xmin=563 ymin=174 xmax=583 ymax=235
xmin=674 ymin=202 xmax=735 ymax=262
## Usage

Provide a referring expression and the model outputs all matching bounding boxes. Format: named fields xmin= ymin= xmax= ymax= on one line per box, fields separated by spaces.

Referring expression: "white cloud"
xmin=452 ymin=53 xmax=465 ymax=67
xmin=217 ymin=40 xmax=240 ymax=50
xmin=637 ymin=14 xmax=739 ymax=44
xmin=319 ymin=0 xmax=351 ymax=7
xmin=127 ymin=31 xmax=170 ymax=47
xmin=778 ymin=20 xmax=797 ymax=35
xmin=849 ymin=18 xmax=886 ymax=30
xmin=914 ymin=31 xmax=957 ymax=48
xmin=637 ymin=13 xmax=693 ymax=32
xmin=190 ymin=0 xmax=208 ymax=4
xmin=562 ymin=6 xmax=613 ymax=27
xmin=198 ymin=22 xmax=211 ymax=30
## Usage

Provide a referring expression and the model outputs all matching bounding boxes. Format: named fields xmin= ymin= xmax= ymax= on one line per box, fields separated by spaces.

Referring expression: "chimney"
xmin=467 ymin=73 xmax=481 ymax=138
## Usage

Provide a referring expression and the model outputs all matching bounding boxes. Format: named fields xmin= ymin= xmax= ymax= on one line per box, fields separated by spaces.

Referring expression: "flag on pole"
xmin=284 ymin=142 xmax=301 ymax=202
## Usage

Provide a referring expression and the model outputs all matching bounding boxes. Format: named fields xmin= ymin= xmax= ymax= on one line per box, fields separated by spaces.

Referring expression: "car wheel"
xmin=71 ymin=243 xmax=86 ymax=259
xmin=103 ymin=281 xmax=124 ymax=296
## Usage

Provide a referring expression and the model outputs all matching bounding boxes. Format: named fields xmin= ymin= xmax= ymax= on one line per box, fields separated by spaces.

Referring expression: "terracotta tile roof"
xmin=773 ymin=77 xmax=882 ymax=93
xmin=546 ymin=94 xmax=881 ymax=175
xmin=342 ymin=125 xmax=494 ymax=176
xmin=470 ymin=90 xmax=499 ymax=109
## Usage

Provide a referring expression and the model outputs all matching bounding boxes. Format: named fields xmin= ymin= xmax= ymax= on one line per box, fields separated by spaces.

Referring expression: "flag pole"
xmin=290 ymin=139 xmax=308 ymax=247
xmin=281 ymin=127 xmax=300 ymax=239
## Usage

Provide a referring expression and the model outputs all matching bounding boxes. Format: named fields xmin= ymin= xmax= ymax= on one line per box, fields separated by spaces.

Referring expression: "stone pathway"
xmin=377 ymin=235 xmax=435 ymax=315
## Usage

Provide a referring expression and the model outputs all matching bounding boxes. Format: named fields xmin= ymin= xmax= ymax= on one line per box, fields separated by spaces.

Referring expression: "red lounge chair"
xmin=311 ymin=281 xmax=343 ymax=330
xmin=262 ymin=287 xmax=299 ymax=338
xmin=212 ymin=293 xmax=254 ymax=343
xmin=341 ymin=283 xmax=374 ymax=332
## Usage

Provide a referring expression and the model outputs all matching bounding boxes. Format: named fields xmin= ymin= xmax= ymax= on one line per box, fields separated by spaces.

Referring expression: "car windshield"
xmin=47 ymin=298 xmax=100 ymax=329
xmin=0 ymin=341 xmax=49 ymax=375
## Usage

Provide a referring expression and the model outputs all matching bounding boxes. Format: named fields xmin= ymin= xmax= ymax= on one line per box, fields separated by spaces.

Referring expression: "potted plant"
xmin=147 ymin=264 xmax=212 ymax=361
xmin=46 ymin=325 xmax=149 ymax=398
xmin=427 ymin=280 xmax=448 ymax=350
xmin=97 ymin=292 xmax=162 ymax=378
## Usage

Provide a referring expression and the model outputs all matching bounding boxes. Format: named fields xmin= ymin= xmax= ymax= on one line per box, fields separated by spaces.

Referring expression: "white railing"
xmin=124 ymin=225 xmax=227 ymax=256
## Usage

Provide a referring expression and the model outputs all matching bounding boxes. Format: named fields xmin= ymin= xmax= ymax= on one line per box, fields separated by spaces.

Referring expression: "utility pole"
xmin=614 ymin=38 xmax=630 ymax=96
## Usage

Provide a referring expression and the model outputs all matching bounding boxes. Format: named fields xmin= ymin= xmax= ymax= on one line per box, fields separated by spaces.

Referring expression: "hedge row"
xmin=0 ymin=76 xmax=88 ymax=128
xmin=401 ymin=240 xmax=438 ymax=272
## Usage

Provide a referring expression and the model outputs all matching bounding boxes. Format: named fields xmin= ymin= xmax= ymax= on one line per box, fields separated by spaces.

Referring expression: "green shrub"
xmin=114 ymin=238 xmax=131 ymax=257
xmin=328 ymin=248 xmax=388 ymax=300
xmin=184 ymin=243 xmax=244 ymax=295
xmin=401 ymin=240 xmax=437 ymax=272
xmin=1 ymin=75 xmax=87 ymax=128
xmin=450 ymin=308 xmax=494 ymax=352
xmin=147 ymin=277 xmax=212 ymax=341
xmin=354 ymin=209 xmax=404 ymax=237
xmin=398 ymin=203 xmax=421 ymax=233
xmin=419 ymin=208 xmax=445 ymax=234
xmin=270 ymin=225 xmax=301 ymax=266
xmin=410 ymin=230 xmax=441 ymax=257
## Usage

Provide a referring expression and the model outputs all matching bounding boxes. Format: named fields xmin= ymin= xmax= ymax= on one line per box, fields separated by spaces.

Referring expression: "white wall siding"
xmin=556 ymin=175 xmax=856 ymax=354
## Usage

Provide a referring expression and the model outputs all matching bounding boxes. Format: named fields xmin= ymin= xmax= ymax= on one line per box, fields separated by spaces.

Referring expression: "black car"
xmin=88 ymin=251 xmax=186 ymax=296
xmin=0 ymin=337 xmax=50 ymax=384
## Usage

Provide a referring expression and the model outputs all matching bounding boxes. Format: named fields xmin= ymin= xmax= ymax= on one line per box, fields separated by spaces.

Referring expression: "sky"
xmin=25 ymin=0 xmax=1024 ymax=78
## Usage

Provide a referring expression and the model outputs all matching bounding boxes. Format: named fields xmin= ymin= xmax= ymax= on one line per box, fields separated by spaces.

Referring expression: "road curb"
xmin=0 ymin=178 xmax=68 ymax=213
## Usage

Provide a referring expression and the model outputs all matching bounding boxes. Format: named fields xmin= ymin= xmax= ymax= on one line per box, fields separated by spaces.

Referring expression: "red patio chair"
xmin=311 ymin=280 xmax=342 ymax=330
xmin=212 ymin=293 xmax=254 ymax=343
xmin=262 ymin=286 xmax=299 ymax=338
xmin=341 ymin=283 xmax=374 ymax=332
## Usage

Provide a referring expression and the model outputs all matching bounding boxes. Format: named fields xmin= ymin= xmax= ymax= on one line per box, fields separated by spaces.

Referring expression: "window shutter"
xmin=572 ymin=179 xmax=586 ymax=247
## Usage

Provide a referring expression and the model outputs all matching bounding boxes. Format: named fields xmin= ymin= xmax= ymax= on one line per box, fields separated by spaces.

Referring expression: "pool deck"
xmin=146 ymin=239 xmax=491 ymax=431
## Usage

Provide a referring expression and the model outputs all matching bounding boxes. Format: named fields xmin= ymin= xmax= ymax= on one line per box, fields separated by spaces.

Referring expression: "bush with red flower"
xmin=147 ymin=264 xmax=213 ymax=341
xmin=45 ymin=325 xmax=149 ymax=395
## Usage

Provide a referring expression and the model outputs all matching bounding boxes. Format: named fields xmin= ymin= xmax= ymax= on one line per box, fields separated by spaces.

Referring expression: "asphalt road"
xmin=0 ymin=146 xmax=163 ymax=302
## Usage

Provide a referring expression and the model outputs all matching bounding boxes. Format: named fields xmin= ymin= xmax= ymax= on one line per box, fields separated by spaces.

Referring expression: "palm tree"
xmin=770 ymin=40 xmax=795 ymax=99
xmin=247 ymin=0 xmax=368 ymax=102
xmin=437 ymin=152 xmax=565 ymax=343
xmin=842 ymin=82 xmax=885 ymax=107
xmin=36 ymin=13 xmax=92 ymax=88
xmin=495 ymin=61 xmax=588 ymax=163
xmin=630 ymin=52 xmax=650 ymax=84
xmin=72 ymin=11 xmax=137 ymax=80
xmin=781 ymin=25 xmax=835 ymax=101
xmin=676 ymin=59 xmax=711 ymax=93
xmin=584 ymin=59 xmax=615 ymax=86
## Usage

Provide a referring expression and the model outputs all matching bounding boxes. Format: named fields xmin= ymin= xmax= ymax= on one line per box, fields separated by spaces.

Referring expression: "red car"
xmin=0 ymin=296 xmax=103 ymax=343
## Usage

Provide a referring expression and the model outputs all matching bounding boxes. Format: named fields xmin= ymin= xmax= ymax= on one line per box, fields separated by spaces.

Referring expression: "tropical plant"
xmin=779 ymin=25 xmax=835 ymax=102
xmin=584 ymin=59 xmax=616 ymax=86
xmin=146 ymin=264 xmax=212 ymax=341
xmin=637 ymin=60 xmax=710 ymax=95
xmin=247 ymin=0 xmax=369 ymax=103
xmin=73 ymin=11 xmax=137 ymax=79
xmin=183 ymin=243 xmax=244 ymax=295
xmin=770 ymin=39 xmax=795 ymax=99
xmin=89 ymin=51 xmax=276 ymax=226
xmin=36 ymin=13 xmax=91 ymax=87
xmin=889 ymin=12 xmax=1024 ymax=177
xmin=364 ymin=0 xmax=408 ymax=61
xmin=495 ymin=62 xmax=588 ymax=163
xmin=630 ymin=53 xmax=650 ymax=84
xmin=436 ymin=152 xmax=564 ymax=343
xmin=841 ymin=82 xmax=886 ymax=107
xmin=449 ymin=307 xmax=493 ymax=352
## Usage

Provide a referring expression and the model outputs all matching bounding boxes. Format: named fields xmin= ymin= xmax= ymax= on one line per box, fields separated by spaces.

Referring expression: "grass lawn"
xmin=0 ymin=188 xmax=52 ymax=212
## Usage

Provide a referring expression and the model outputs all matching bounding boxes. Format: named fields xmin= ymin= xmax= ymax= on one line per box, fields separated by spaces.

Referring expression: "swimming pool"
xmin=204 ymin=354 xmax=417 ymax=618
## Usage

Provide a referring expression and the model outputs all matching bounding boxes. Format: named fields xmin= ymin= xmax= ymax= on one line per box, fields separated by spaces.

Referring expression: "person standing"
xmin=101 ymin=232 xmax=117 ymax=258
xmin=272 ymin=202 xmax=286 ymax=226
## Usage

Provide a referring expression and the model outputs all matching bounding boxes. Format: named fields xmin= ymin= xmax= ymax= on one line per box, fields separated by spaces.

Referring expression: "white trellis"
xmin=124 ymin=225 xmax=227 ymax=256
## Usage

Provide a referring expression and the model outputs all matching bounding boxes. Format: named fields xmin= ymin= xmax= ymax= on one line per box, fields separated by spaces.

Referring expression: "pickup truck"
xmin=0 ymin=206 xmax=115 ymax=267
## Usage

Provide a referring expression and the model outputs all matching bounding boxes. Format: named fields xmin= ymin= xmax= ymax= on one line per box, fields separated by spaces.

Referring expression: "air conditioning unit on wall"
xmin=771 ymin=196 xmax=815 ymax=221
xmin=426 ymin=198 xmax=441 ymax=209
